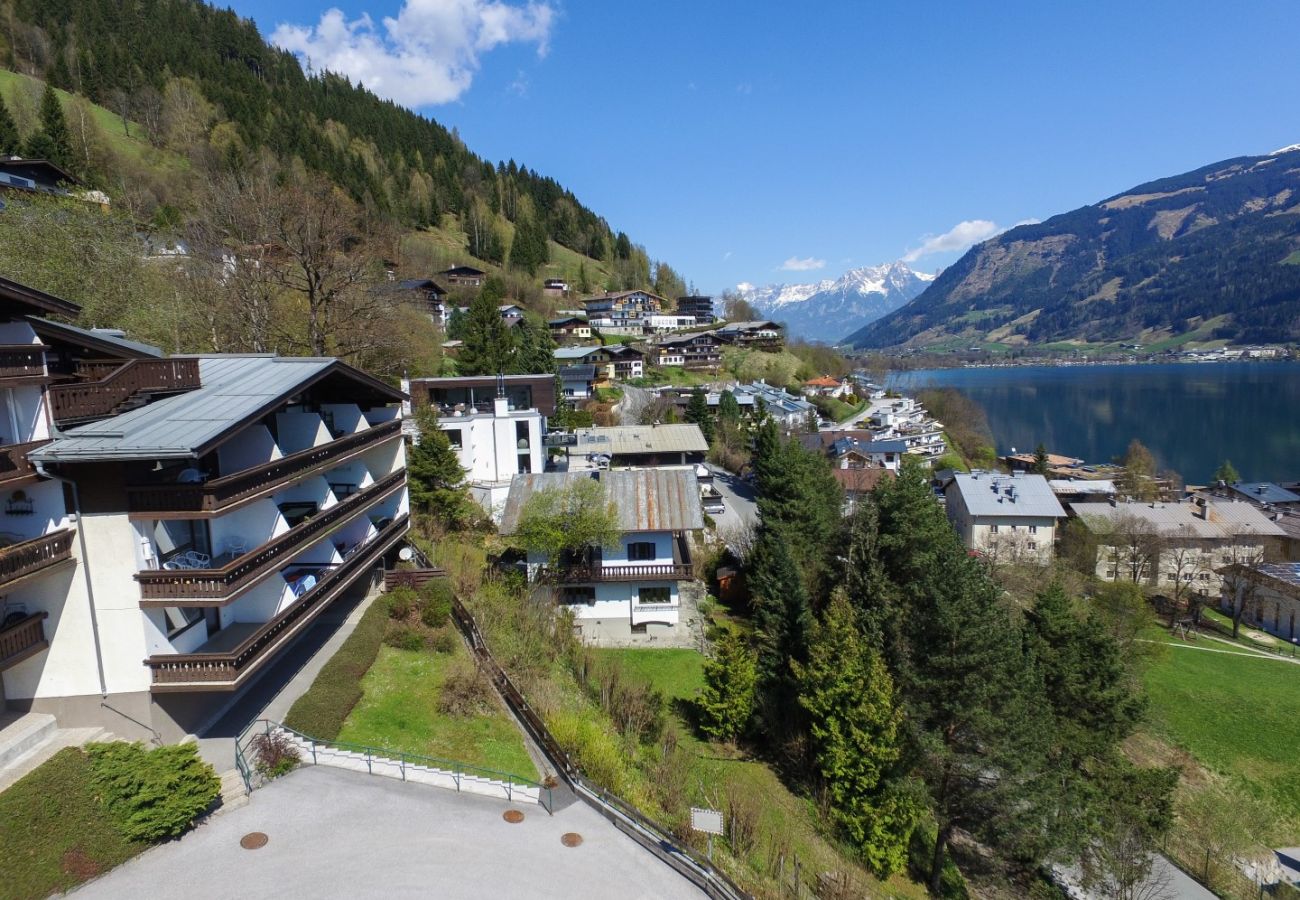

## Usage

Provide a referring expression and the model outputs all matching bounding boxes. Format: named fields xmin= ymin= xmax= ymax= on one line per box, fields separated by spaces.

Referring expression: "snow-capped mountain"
xmin=738 ymin=262 xmax=934 ymax=343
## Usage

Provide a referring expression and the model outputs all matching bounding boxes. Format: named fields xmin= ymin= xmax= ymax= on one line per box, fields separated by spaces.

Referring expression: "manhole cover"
xmin=561 ymin=832 xmax=583 ymax=848
xmin=240 ymin=832 xmax=269 ymax=850
xmin=503 ymin=809 xmax=525 ymax=824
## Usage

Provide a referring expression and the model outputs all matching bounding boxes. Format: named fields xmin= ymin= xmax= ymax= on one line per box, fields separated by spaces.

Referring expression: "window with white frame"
xmin=638 ymin=587 xmax=671 ymax=605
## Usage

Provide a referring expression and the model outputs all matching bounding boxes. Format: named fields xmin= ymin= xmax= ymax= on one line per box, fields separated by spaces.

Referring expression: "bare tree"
xmin=1218 ymin=529 xmax=1266 ymax=638
xmin=1163 ymin=525 xmax=1212 ymax=626
xmin=1091 ymin=512 xmax=1165 ymax=586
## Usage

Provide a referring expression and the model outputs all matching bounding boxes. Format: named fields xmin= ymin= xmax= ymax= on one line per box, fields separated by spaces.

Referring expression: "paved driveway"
xmin=77 ymin=766 xmax=703 ymax=900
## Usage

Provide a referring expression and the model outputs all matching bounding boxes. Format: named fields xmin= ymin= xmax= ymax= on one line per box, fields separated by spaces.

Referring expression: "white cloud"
xmin=736 ymin=281 xmax=755 ymax=292
xmin=271 ymin=0 xmax=555 ymax=108
xmin=901 ymin=220 xmax=1002 ymax=262
xmin=780 ymin=256 xmax=826 ymax=271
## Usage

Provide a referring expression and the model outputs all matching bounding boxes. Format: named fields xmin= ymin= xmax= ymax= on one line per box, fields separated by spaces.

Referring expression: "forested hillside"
xmin=848 ymin=148 xmax=1300 ymax=349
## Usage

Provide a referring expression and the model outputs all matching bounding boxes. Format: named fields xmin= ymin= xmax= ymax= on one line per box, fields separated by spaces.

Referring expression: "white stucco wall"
xmin=276 ymin=411 xmax=330 ymax=454
xmin=218 ymin=424 xmax=281 ymax=474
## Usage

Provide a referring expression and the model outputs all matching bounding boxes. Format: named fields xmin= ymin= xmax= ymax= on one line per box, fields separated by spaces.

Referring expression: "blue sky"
xmin=227 ymin=0 xmax=1300 ymax=293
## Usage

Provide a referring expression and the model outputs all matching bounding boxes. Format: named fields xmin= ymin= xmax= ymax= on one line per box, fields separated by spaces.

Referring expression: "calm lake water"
xmin=887 ymin=361 xmax=1300 ymax=483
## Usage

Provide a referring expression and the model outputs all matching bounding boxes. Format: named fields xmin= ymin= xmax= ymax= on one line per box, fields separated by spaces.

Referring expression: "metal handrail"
xmin=234 ymin=718 xmax=552 ymax=811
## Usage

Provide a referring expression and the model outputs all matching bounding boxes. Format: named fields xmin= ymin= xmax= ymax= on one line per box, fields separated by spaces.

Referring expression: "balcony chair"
xmin=222 ymin=537 xmax=248 ymax=558
xmin=177 ymin=550 xmax=211 ymax=568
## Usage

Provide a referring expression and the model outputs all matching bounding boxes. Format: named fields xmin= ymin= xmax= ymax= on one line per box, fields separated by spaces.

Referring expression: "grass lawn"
xmin=593 ymin=648 xmax=929 ymax=899
xmin=1142 ymin=638 xmax=1300 ymax=816
xmin=337 ymin=643 xmax=538 ymax=781
xmin=0 ymin=748 xmax=145 ymax=900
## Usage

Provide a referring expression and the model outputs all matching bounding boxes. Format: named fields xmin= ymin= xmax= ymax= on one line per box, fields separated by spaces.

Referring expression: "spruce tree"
xmin=1212 ymin=459 xmax=1240 ymax=484
xmin=685 ymin=387 xmax=713 ymax=444
xmin=1032 ymin=442 xmax=1050 ymax=475
xmin=753 ymin=428 xmax=842 ymax=592
xmin=747 ymin=525 xmax=811 ymax=734
xmin=407 ymin=406 xmax=477 ymax=529
xmin=513 ymin=317 xmax=556 ymax=375
xmin=697 ymin=628 xmax=757 ymax=743
xmin=457 ymin=291 xmax=516 ymax=375
xmin=717 ymin=390 xmax=741 ymax=423
xmin=795 ymin=591 xmax=919 ymax=877
xmin=31 ymin=84 xmax=72 ymax=170
xmin=0 ymin=93 xmax=19 ymax=156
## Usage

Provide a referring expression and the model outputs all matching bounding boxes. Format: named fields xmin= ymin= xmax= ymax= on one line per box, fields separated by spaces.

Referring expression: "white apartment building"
xmin=1 ymin=277 xmax=411 ymax=744
xmin=406 ymin=375 xmax=554 ymax=518
xmin=945 ymin=471 xmax=1066 ymax=565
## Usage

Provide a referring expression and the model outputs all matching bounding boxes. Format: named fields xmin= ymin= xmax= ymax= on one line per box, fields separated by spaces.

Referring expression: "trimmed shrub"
xmin=284 ymin=592 xmax=391 ymax=739
xmin=86 ymin=742 xmax=220 ymax=842
xmin=419 ymin=578 xmax=454 ymax=628
xmin=438 ymin=659 xmax=495 ymax=716
xmin=387 ymin=586 xmax=418 ymax=620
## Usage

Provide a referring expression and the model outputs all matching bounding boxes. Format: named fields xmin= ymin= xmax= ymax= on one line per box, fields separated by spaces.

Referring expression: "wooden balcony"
xmin=0 ymin=440 xmax=49 ymax=490
xmin=135 ymin=469 xmax=406 ymax=603
xmin=0 ymin=529 xmax=76 ymax=591
xmin=126 ymin=420 xmax=403 ymax=516
xmin=145 ymin=514 xmax=409 ymax=691
xmin=0 ymin=344 xmax=48 ymax=381
xmin=0 ymin=612 xmax=49 ymax=671
xmin=49 ymin=358 xmax=202 ymax=425
xmin=542 ymin=535 xmax=694 ymax=584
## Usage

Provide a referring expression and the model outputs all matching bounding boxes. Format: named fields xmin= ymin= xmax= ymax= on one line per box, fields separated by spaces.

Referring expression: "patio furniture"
xmin=222 ymin=537 xmax=248 ymax=558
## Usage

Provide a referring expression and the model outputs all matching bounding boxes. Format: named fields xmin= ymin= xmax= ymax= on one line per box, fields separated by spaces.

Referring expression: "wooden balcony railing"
xmin=135 ymin=469 xmax=406 ymax=601
xmin=146 ymin=514 xmax=409 ymax=690
xmin=0 ymin=344 xmax=47 ymax=380
xmin=542 ymin=562 xmax=694 ymax=583
xmin=0 ymin=529 xmax=76 ymax=589
xmin=126 ymin=420 xmax=403 ymax=514
xmin=49 ymin=358 xmax=202 ymax=424
xmin=0 ymin=611 xmax=49 ymax=670
xmin=0 ymin=439 xmax=49 ymax=489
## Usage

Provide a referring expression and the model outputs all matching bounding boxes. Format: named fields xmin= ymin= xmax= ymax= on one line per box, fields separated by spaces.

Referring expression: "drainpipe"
xmin=34 ymin=461 xmax=108 ymax=699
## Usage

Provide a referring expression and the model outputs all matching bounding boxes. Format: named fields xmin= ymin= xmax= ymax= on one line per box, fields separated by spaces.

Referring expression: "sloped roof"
xmin=1227 ymin=482 xmax=1300 ymax=505
xmin=498 ymin=469 xmax=703 ymax=535
xmin=30 ymin=317 xmax=161 ymax=358
xmin=558 ymin=364 xmax=596 ymax=381
xmin=832 ymin=467 xmax=894 ymax=494
xmin=553 ymin=345 xmax=604 ymax=361
xmin=949 ymin=472 xmax=1066 ymax=519
xmin=32 ymin=355 xmax=403 ymax=462
xmin=0 ymin=276 xmax=80 ymax=318
xmin=1072 ymin=499 xmax=1287 ymax=538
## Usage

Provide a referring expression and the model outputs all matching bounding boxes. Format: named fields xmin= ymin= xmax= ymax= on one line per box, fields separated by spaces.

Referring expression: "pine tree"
xmin=1212 ymin=459 xmax=1240 ymax=484
xmin=718 ymin=390 xmax=741 ymax=423
xmin=457 ymin=291 xmax=516 ymax=375
xmin=747 ymin=525 xmax=811 ymax=734
xmin=1032 ymin=442 xmax=1050 ymax=475
xmin=697 ymin=628 xmax=757 ymax=743
xmin=753 ymin=427 xmax=843 ymax=592
xmin=685 ymin=387 xmax=713 ymax=444
xmin=795 ymin=591 xmax=919 ymax=877
xmin=31 ymin=84 xmax=72 ymax=171
xmin=513 ymin=317 xmax=556 ymax=375
xmin=407 ymin=406 xmax=477 ymax=529
xmin=0 ymin=93 xmax=19 ymax=156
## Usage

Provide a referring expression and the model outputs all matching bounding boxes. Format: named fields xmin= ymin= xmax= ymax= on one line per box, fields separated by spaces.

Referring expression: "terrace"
xmin=542 ymin=534 xmax=693 ymax=584
xmin=48 ymin=357 xmax=202 ymax=425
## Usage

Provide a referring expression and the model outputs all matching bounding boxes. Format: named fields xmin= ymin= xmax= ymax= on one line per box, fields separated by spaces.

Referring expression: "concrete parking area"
xmin=76 ymin=766 xmax=703 ymax=900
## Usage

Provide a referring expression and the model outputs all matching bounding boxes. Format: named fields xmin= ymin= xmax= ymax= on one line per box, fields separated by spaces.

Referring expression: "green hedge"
xmin=86 ymin=742 xmax=219 ymax=842
xmin=284 ymin=593 xmax=391 ymax=739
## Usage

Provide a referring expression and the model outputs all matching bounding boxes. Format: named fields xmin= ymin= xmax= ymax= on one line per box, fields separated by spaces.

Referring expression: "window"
xmin=1028 ymin=542 xmax=1036 ymax=551
xmin=1029 ymin=525 xmax=1038 ymax=534
xmin=163 ymin=606 xmax=203 ymax=639
xmin=444 ymin=428 xmax=464 ymax=451
xmin=638 ymin=587 xmax=671 ymax=605
xmin=561 ymin=586 xmax=596 ymax=606
xmin=627 ymin=541 xmax=656 ymax=561
xmin=989 ymin=525 xmax=999 ymax=534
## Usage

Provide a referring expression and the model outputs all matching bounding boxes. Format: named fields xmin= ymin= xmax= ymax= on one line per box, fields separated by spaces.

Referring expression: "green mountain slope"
xmin=847 ymin=148 xmax=1300 ymax=349
xmin=0 ymin=0 xmax=661 ymax=291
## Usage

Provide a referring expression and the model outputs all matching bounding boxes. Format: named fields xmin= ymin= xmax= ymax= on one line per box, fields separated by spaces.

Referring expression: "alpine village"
xmin=1 ymin=3 xmax=1300 ymax=900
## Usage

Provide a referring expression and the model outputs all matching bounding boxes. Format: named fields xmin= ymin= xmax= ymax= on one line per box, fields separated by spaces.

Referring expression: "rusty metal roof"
xmin=498 ymin=469 xmax=703 ymax=535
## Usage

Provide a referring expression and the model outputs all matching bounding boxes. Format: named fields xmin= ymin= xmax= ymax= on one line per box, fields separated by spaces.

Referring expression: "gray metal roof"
xmin=553 ymin=346 xmax=603 ymax=360
xmin=572 ymin=424 xmax=708 ymax=456
xmin=1072 ymin=500 xmax=1287 ymax=538
xmin=498 ymin=469 xmax=703 ymax=535
xmin=1253 ymin=563 xmax=1300 ymax=590
xmin=1228 ymin=482 xmax=1300 ymax=505
xmin=558 ymin=364 xmax=596 ymax=381
xmin=29 ymin=317 xmax=162 ymax=358
xmin=948 ymin=472 xmax=1066 ymax=519
xmin=32 ymin=355 xmax=393 ymax=462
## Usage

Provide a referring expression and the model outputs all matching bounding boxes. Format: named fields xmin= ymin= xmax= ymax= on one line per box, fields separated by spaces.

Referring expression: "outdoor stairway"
xmin=0 ymin=712 xmax=114 ymax=793
xmin=217 ymin=768 xmax=249 ymax=812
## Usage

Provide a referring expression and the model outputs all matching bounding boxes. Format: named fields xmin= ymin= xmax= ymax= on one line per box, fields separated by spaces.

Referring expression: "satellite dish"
xmin=398 ymin=547 xmax=414 ymax=561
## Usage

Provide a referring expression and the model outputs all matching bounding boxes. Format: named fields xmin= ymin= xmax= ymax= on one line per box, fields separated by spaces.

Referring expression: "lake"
xmin=887 ymin=361 xmax=1300 ymax=483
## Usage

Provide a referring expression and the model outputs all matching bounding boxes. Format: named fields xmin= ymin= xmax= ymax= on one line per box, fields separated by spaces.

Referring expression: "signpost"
xmin=690 ymin=807 xmax=724 ymax=861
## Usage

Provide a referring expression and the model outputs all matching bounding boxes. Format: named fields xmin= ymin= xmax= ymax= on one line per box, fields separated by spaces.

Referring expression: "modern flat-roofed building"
xmin=405 ymin=375 xmax=555 ymax=517
xmin=675 ymin=295 xmax=715 ymax=325
xmin=500 ymin=468 xmax=702 ymax=643
xmin=569 ymin=424 xmax=708 ymax=468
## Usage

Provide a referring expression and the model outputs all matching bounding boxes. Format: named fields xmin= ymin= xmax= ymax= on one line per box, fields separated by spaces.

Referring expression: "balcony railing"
xmin=0 ymin=344 xmax=47 ymax=380
xmin=49 ymin=358 xmax=202 ymax=424
xmin=543 ymin=562 xmax=695 ymax=583
xmin=0 ymin=440 xmax=49 ymax=489
xmin=145 ymin=514 xmax=409 ymax=690
xmin=126 ymin=420 xmax=403 ymax=514
xmin=0 ymin=529 xmax=76 ymax=589
xmin=0 ymin=611 xmax=49 ymax=670
xmin=135 ymin=470 xmax=405 ymax=601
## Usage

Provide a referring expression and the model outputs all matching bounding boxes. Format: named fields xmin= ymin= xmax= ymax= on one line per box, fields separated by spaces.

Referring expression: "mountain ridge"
xmin=847 ymin=147 xmax=1300 ymax=350
xmin=739 ymin=261 xmax=933 ymax=343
